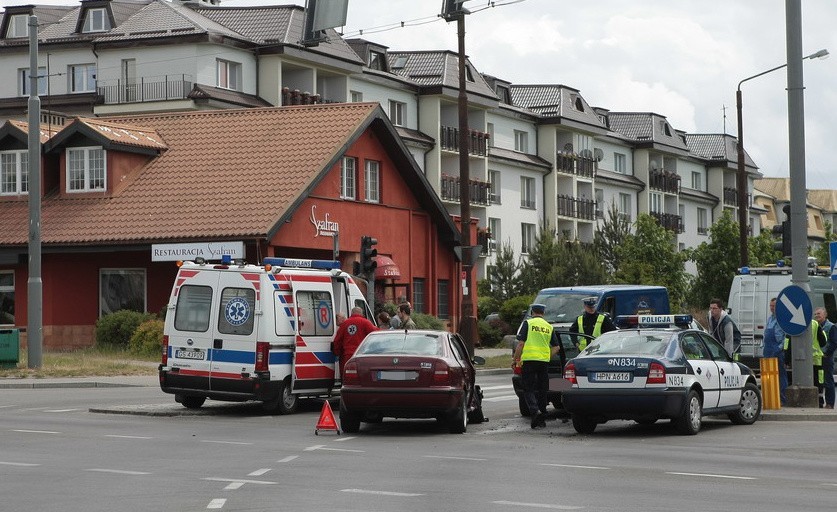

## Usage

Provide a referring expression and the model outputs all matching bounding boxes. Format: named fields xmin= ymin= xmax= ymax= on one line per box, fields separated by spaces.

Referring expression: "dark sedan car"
xmin=561 ymin=316 xmax=762 ymax=435
xmin=339 ymin=330 xmax=485 ymax=434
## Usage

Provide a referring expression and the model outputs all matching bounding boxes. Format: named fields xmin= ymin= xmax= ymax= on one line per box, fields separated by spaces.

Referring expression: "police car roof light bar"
xmin=263 ymin=257 xmax=341 ymax=270
xmin=614 ymin=314 xmax=693 ymax=329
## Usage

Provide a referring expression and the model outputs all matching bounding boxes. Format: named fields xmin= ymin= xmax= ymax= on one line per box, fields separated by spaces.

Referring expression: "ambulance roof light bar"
xmin=263 ymin=257 xmax=341 ymax=270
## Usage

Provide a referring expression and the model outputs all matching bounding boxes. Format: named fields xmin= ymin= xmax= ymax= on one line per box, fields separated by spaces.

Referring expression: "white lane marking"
xmin=483 ymin=395 xmax=519 ymax=402
xmin=0 ymin=405 xmax=15 ymax=409
xmin=207 ymin=498 xmax=226 ymax=509
xmin=342 ymin=489 xmax=423 ymax=497
xmin=666 ymin=471 xmax=756 ymax=480
xmin=12 ymin=429 xmax=60 ymax=434
xmin=86 ymin=468 xmax=150 ymax=475
xmin=105 ymin=435 xmax=153 ymax=439
xmin=304 ymin=445 xmax=364 ymax=453
xmin=201 ymin=440 xmax=253 ymax=445
xmin=541 ymin=463 xmax=610 ymax=470
xmin=492 ymin=500 xmax=582 ymax=510
xmin=248 ymin=468 xmax=271 ymax=477
xmin=0 ymin=461 xmax=40 ymax=467
xmin=203 ymin=477 xmax=277 ymax=485
xmin=424 ymin=455 xmax=487 ymax=462
xmin=334 ymin=436 xmax=357 ymax=442
xmin=224 ymin=482 xmax=244 ymax=490
xmin=478 ymin=385 xmax=514 ymax=391
xmin=277 ymin=456 xmax=298 ymax=463
xmin=44 ymin=409 xmax=80 ymax=413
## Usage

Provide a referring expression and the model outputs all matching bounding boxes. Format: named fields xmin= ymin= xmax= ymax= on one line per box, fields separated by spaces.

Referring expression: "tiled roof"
xmin=388 ymin=51 xmax=497 ymax=98
xmin=808 ymin=189 xmax=837 ymax=212
xmin=488 ymin=146 xmax=551 ymax=169
xmin=3 ymin=120 xmax=60 ymax=144
xmin=755 ymin=177 xmax=790 ymax=201
xmin=510 ymin=85 xmax=607 ymax=129
xmin=188 ymin=84 xmax=272 ymax=108
xmin=685 ymin=133 xmax=758 ymax=169
xmin=608 ymin=112 xmax=689 ymax=152
xmin=72 ymin=118 xmax=168 ymax=151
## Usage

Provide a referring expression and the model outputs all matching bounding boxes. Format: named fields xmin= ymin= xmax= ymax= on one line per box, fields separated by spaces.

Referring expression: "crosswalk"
xmin=479 ymin=384 xmax=519 ymax=402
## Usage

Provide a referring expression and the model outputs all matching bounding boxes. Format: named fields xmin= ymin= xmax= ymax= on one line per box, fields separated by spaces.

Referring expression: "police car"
xmin=561 ymin=315 xmax=762 ymax=435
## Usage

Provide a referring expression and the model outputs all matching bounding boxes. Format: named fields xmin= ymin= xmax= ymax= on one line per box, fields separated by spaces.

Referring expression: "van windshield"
xmin=532 ymin=292 xmax=591 ymax=323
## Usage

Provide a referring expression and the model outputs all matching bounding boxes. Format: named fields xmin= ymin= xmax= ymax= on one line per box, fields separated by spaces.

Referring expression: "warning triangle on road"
xmin=315 ymin=400 xmax=341 ymax=435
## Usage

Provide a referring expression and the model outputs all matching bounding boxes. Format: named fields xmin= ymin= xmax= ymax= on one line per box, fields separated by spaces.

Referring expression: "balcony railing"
xmin=556 ymin=195 xmax=597 ymax=220
xmin=650 ymin=211 xmax=684 ymax=233
xmin=440 ymin=174 xmax=491 ymax=205
xmin=723 ymin=187 xmax=738 ymax=206
xmin=648 ymin=168 xmax=681 ymax=194
xmin=555 ymin=151 xmax=597 ymax=178
xmin=97 ymin=75 xmax=193 ymax=104
xmin=477 ymin=229 xmax=492 ymax=256
xmin=280 ymin=87 xmax=339 ymax=105
xmin=440 ymin=126 xmax=490 ymax=156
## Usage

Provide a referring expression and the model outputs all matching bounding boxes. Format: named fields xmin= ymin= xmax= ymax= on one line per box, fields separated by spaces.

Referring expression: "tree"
xmin=689 ymin=210 xmax=740 ymax=308
xmin=518 ymin=224 xmax=607 ymax=294
xmin=615 ymin=213 xmax=690 ymax=310
xmin=748 ymin=228 xmax=781 ymax=267
xmin=485 ymin=241 xmax=521 ymax=302
xmin=594 ymin=201 xmax=631 ymax=276
xmin=518 ymin=224 xmax=561 ymax=295
xmin=812 ymin=220 xmax=836 ymax=267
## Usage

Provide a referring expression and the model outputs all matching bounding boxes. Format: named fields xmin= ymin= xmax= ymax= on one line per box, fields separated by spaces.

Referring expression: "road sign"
xmin=775 ymin=285 xmax=812 ymax=336
xmin=830 ymin=241 xmax=837 ymax=280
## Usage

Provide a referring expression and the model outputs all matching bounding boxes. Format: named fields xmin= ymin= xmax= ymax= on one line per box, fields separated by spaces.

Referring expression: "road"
xmin=1 ymin=373 xmax=836 ymax=511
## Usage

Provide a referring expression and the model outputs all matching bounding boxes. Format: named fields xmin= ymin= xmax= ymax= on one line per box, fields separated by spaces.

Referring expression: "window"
xmin=100 ymin=269 xmax=146 ymax=317
xmin=18 ymin=67 xmax=46 ymax=96
xmin=514 ymin=130 xmax=528 ymax=153
xmin=0 ymin=271 xmax=14 ymax=325
xmin=295 ymin=290 xmax=334 ymax=336
xmin=82 ymin=7 xmax=110 ymax=32
xmin=618 ymin=193 xmax=632 ymax=222
xmin=614 ymin=152 xmax=626 ymax=174
xmin=697 ymin=207 xmax=709 ymax=235
xmin=391 ymin=55 xmax=408 ymax=69
xmin=340 ymin=156 xmax=356 ymax=199
xmin=437 ymin=280 xmax=450 ymax=320
xmin=412 ymin=278 xmax=425 ymax=314
xmin=217 ymin=59 xmax=241 ymax=91
xmin=388 ymin=100 xmax=405 ymax=126
xmin=521 ymin=223 xmax=536 ymax=254
xmin=520 ymin=176 xmax=535 ymax=209
xmin=6 ymin=14 xmax=28 ymax=38
xmin=691 ymin=171 xmax=702 ymax=191
xmin=350 ymin=90 xmax=363 ymax=102
xmin=489 ymin=170 xmax=501 ymax=204
xmin=69 ymin=64 xmax=96 ymax=93
xmin=650 ymin=192 xmax=662 ymax=214
xmin=174 ymin=285 xmax=212 ymax=332
xmin=1 ymin=150 xmax=28 ymax=195
xmin=465 ymin=65 xmax=474 ymax=82
xmin=217 ymin=287 xmax=256 ymax=336
xmin=368 ymin=50 xmax=386 ymax=71
xmin=364 ymin=160 xmax=380 ymax=203
xmin=496 ymin=84 xmax=511 ymax=104
xmin=489 ymin=217 xmax=501 ymax=247
xmin=67 ymin=147 xmax=106 ymax=192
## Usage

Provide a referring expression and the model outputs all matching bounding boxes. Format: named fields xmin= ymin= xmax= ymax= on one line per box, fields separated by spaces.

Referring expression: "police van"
xmin=159 ymin=257 xmax=372 ymax=413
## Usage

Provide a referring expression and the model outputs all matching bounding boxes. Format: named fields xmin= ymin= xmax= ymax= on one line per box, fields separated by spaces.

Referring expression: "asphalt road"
xmin=1 ymin=373 xmax=836 ymax=511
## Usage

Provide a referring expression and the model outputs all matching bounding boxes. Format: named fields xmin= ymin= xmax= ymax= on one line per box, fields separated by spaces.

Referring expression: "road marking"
xmin=666 ymin=472 xmax=756 ymax=480
xmin=424 ymin=455 xmax=487 ymax=461
xmin=334 ymin=436 xmax=357 ymax=442
xmin=479 ymin=385 xmax=514 ymax=391
xmin=105 ymin=434 xmax=153 ymax=439
xmin=224 ymin=482 xmax=244 ymax=490
xmin=492 ymin=500 xmax=581 ymax=510
xmin=483 ymin=395 xmax=519 ymax=402
xmin=12 ymin=429 xmax=60 ymax=434
xmin=0 ymin=405 xmax=15 ymax=409
xmin=248 ymin=468 xmax=271 ymax=476
xmin=87 ymin=468 xmax=150 ymax=475
xmin=304 ymin=445 xmax=364 ymax=453
xmin=541 ymin=463 xmax=610 ymax=470
xmin=342 ymin=489 xmax=423 ymax=497
xmin=44 ymin=409 xmax=80 ymax=413
xmin=277 ymin=455 xmax=298 ymax=463
xmin=201 ymin=440 xmax=253 ymax=445
xmin=203 ymin=477 xmax=277 ymax=485
xmin=0 ymin=461 xmax=40 ymax=467
xmin=207 ymin=498 xmax=226 ymax=509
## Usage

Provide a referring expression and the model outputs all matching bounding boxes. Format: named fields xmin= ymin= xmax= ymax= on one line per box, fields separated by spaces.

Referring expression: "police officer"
xmin=785 ymin=317 xmax=827 ymax=407
xmin=513 ymin=303 xmax=561 ymax=429
xmin=569 ymin=296 xmax=616 ymax=350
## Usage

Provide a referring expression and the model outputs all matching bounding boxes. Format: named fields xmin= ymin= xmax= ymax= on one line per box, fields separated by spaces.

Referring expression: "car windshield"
xmin=582 ymin=333 xmax=670 ymax=357
xmin=532 ymin=292 xmax=591 ymax=323
xmin=356 ymin=333 xmax=442 ymax=356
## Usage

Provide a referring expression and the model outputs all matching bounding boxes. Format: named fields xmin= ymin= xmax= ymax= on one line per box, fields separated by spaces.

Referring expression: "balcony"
xmin=281 ymin=87 xmax=338 ymax=105
xmin=97 ymin=75 xmax=192 ymax=104
xmin=440 ymin=126 xmax=490 ymax=156
xmin=555 ymin=152 xmax=597 ymax=178
xmin=650 ymin=211 xmax=684 ymax=233
xmin=556 ymin=195 xmax=597 ymax=221
xmin=648 ymin=168 xmax=681 ymax=194
xmin=723 ymin=187 xmax=738 ymax=206
xmin=477 ymin=228 xmax=492 ymax=256
xmin=440 ymin=174 xmax=491 ymax=205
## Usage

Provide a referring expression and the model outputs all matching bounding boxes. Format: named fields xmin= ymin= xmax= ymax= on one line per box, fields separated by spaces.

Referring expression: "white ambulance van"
xmin=159 ymin=257 xmax=372 ymax=413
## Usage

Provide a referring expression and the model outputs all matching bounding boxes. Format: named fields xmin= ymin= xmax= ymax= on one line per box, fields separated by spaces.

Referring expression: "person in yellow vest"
xmin=784 ymin=318 xmax=827 ymax=406
xmin=513 ymin=303 xmax=561 ymax=429
xmin=569 ymin=296 xmax=616 ymax=350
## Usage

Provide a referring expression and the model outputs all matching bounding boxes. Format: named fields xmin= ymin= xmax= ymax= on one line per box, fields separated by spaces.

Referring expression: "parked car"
xmin=511 ymin=330 xmax=594 ymax=417
xmin=339 ymin=330 xmax=486 ymax=434
xmin=561 ymin=316 xmax=762 ymax=435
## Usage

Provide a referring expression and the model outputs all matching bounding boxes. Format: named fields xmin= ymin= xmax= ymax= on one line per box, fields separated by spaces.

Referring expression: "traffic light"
xmin=772 ymin=204 xmax=791 ymax=257
xmin=360 ymin=236 xmax=378 ymax=277
xmin=441 ymin=0 xmax=467 ymax=20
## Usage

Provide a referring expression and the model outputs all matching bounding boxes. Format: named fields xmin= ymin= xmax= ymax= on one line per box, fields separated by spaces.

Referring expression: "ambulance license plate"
xmin=591 ymin=372 xmax=631 ymax=382
xmin=175 ymin=348 xmax=205 ymax=360
xmin=377 ymin=370 xmax=418 ymax=381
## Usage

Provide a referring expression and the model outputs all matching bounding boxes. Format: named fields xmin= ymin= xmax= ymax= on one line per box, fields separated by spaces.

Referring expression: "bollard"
xmin=760 ymin=357 xmax=781 ymax=410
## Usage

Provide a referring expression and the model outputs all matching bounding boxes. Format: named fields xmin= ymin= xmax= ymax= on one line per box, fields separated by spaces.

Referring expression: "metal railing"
xmin=97 ymin=75 xmax=192 ymax=104
xmin=650 ymin=211 xmax=684 ymax=233
xmin=440 ymin=174 xmax=491 ymax=205
xmin=556 ymin=195 xmax=597 ymax=220
xmin=555 ymin=151 xmax=597 ymax=178
xmin=723 ymin=187 xmax=738 ymax=206
xmin=439 ymin=126 xmax=490 ymax=156
xmin=649 ymin=168 xmax=681 ymax=194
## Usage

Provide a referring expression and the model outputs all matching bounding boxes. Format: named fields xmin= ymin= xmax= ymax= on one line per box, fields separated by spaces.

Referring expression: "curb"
xmin=0 ymin=381 xmax=141 ymax=389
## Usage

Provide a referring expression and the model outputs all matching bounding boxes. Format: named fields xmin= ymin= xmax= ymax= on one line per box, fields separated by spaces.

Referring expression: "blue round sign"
xmin=775 ymin=285 xmax=812 ymax=336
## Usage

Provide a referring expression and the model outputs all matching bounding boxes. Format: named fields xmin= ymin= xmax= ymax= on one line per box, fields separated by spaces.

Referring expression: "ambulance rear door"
xmin=290 ymin=273 xmax=336 ymax=394
xmin=167 ymin=267 xmax=219 ymax=388
xmin=209 ymin=269 xmax=260 ymax=394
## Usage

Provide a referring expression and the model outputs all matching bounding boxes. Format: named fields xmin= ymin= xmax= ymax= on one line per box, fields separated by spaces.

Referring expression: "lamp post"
xmin=735 ymin=48 xmax=828 ymax=268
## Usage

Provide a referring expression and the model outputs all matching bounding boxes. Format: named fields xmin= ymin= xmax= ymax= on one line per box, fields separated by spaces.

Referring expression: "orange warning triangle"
xmin=315 ymin=400 xmax=340 ymax=435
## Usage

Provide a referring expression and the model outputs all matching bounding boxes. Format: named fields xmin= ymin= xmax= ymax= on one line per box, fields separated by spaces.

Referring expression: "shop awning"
xmin=374 ymin=255 xmax=401 ymax=280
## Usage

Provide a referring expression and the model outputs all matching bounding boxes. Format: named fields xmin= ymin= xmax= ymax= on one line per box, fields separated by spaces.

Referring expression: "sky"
xmin=7 ymin=0 xmax=836 ymax=189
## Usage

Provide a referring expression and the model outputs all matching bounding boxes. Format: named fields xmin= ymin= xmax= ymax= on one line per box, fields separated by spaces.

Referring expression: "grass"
xmin=0 ymin=346 xmax=159 ymax=379
xmin=482 ymin=353 xmax=512 ymax=369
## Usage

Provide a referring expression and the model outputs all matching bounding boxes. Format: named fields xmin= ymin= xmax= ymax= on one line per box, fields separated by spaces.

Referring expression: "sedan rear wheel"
xmin=339 ymin=401 xmax=361 ymax=434
xmin=571 ymin=414 xmax=597 ymax=434
xmin=729 ymin=382 xmax=761 ymax=425
xmin=448 ymin=394 xmax=468 ymax=434
xmin=675 ymin=390 xmax=702 ymax=435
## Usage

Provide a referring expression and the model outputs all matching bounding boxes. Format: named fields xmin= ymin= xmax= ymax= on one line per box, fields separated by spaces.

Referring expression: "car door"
xmin=292 ymin=282 xmax=336 ymax=394
xmin=700 ymin=332 xmax=746 ymax=407
xmin=680 ymin=332 xmax=721 ymax=409
xmin=210 ymin=270 xmax=259 ymax=392
xmin=167 ymin=267 xmax=219 ymax=385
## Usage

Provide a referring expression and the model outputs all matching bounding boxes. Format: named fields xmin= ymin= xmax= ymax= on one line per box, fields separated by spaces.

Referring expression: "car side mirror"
xmin=472 ymin=355 xmax=486 ymax=366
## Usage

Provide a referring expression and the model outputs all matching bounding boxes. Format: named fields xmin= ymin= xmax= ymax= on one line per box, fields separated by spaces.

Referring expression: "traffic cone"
xmin=315 ymin=400 xmax=340 ymax=435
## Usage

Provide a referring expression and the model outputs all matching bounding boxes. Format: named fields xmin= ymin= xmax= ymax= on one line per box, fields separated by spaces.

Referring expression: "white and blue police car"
xmin=561 ymin=315 xmax=762 ymax=435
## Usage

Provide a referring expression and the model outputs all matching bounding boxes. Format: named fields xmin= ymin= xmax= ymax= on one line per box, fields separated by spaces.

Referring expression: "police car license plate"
xmin=377 ymin=371 xmax=418 ymax=381
xmin=175 ymin=348 xmax=205 ymax=360
xmin=591 ymin=372 xmax=631 ymax=382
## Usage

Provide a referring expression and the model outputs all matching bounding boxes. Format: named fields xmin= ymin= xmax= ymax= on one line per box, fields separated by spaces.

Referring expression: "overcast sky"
xmin=7 ymin=0 xmax=836 ymax=189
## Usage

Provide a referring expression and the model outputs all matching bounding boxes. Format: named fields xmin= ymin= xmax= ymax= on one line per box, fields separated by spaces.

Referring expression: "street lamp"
xmin=735 ymin=48 xmax=828 ymax=268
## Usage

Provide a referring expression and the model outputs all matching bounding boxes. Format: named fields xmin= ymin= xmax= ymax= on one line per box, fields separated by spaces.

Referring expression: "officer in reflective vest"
xmin=569 ymin=296 xmax=617 ymax=350
xmin=513 ymin=303 xmax=560 ymax=429
xmin=784 ymin=318 xmax=827 ymax=406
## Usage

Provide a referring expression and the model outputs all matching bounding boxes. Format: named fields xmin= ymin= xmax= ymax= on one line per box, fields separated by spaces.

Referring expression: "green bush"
xmin=129 ymin=319 xmax=164 ymax=357
xmin=95 ymin=310 xmax=154 ymax=349
xmin=412 ymin=312 xmax=446 ymax=330
xmin=500 ymin=294 xmax=535 ymax=328
xmin=478 ymin=320 xmax=504 ymax=347
xmin=477 ymin=295 xmax=501 ymax=320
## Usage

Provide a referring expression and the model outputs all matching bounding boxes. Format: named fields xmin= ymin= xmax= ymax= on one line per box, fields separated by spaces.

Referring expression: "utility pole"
xmin=27 ymin=15 xmax=43 ymax=369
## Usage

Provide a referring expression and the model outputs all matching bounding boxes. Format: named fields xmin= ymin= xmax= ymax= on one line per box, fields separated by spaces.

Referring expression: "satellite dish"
xmin=650 ymin=159 xmax=659 ymax=170
xmin=593 ymin=148 xmax=604 ymax=162
xmin=580 ymin=149 xmax=593 ymax=159
xmin=563 ymin=143 xmax=574 ymax=152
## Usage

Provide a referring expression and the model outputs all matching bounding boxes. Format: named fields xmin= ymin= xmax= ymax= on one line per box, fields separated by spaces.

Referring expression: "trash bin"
xmin=0 ymin=329 xmax=19 ymax=368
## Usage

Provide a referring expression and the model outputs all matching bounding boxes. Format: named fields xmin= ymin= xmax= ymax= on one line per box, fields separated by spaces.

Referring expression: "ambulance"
xmin=159 ymin=256 xmax=372 ymax=413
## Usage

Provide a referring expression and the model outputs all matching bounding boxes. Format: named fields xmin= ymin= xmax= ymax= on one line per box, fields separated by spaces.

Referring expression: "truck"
xmin=159 ymin=256 xmax=372 ymax=413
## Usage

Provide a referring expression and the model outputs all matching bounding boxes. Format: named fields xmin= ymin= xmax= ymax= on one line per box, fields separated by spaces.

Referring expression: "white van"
xmin=727 ymin=266 xmax=837 ymax=368
xmin=159 ymin=257 xmax=372 ymax=413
